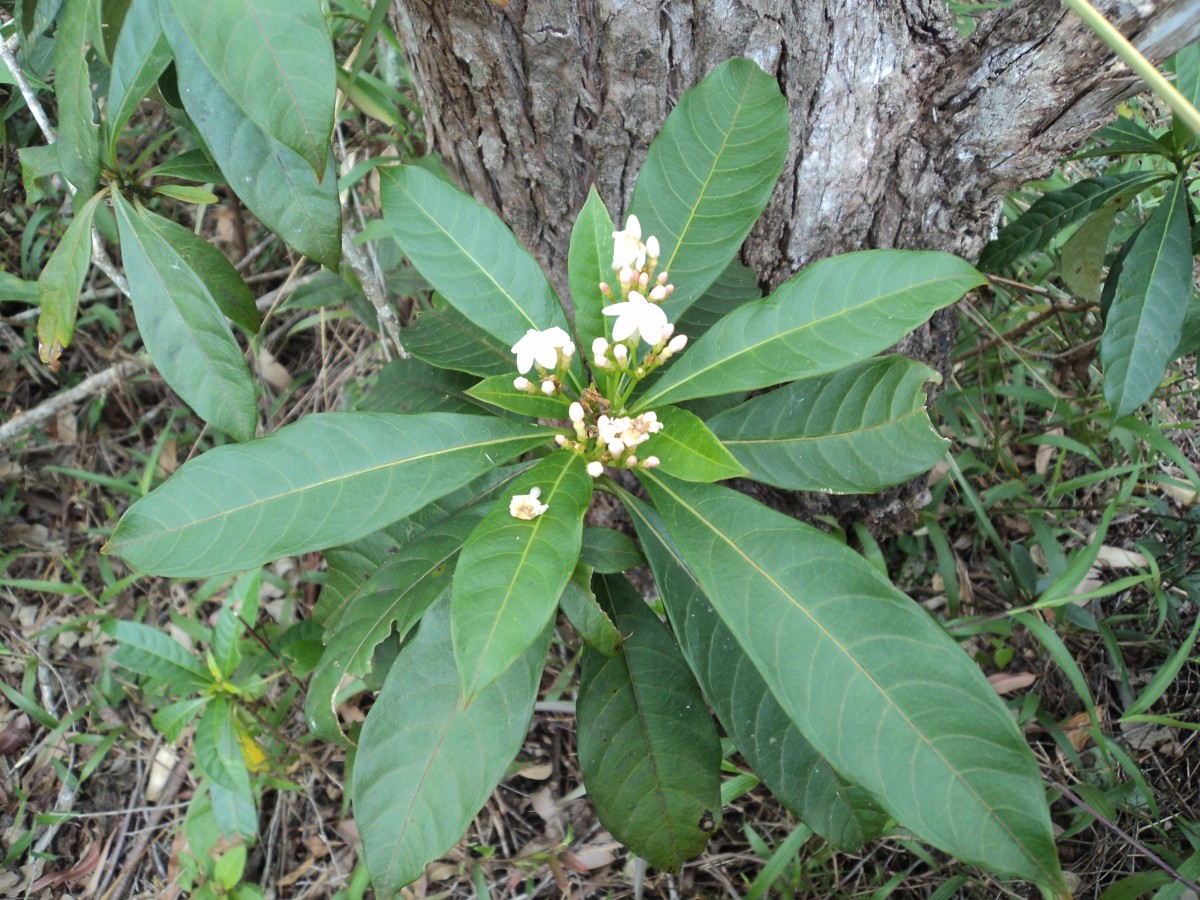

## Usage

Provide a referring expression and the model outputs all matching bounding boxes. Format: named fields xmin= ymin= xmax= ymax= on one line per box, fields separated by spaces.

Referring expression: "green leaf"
xmin=112 ymin=192 xmax=258 ymax=442
xmin=452 ymin=452 xmax=591 ymax=698
xmin=1101 ymin=175 xmax=1193 ymax=419
xmin=356 ymin=357 xmax=484 ymax=415
xmin=580 ymin=526 xmax=644 ymax=574
xmin=708 ymin=356 xmax=948 ymax=493
xmin=1059 ymin=203 xmax=1118 ymax=303
xmin=568 ymin=185 xmax=615 ymax=350
xmin=109 ymin=620 xmax=212 ymax=693
xmin=144 ymin=148 xmax=225 ymax=184
xmin=635 ymin=250 xmax=985 ymax=410
xmin=153 ymin=184 xmax=220 ymax=204
xmin=213 ymin=844 xmax=247 ymax=892
xmin=1173 ymin=291 xmax=1200 ymax=358
xmin=194 ymin=696 xmax=251 ymax=796
xmin=380 ymin=165 xmax=570 ymax=343
xmin=978 ymin=173 xmax=1166 ymax=271
xmin=106 ymin=0 xmax=172 ymax=158
xmin=104 ymin=412 xmax=555 ymax=577
xmin=165 ymin=0 xmax=335 ymax=178
xmin=151 ymin=696 xmax=208 ymax=741
xmin=558 ymin=563 xmax=622 ymax=655
xmin=675 ymin=259 xmax=762 ymax=340
xmin=136 ymin=207 xmax=259 ymax=334
xmin=0 ymin=272 xmax=39 ymax=305
xmin=638 ymin=405 xmax=745 ymax=482
xmin=161 ymin=5 xmax=340 ymax=268
xmin=52 ymin=0 xmax=101 ymax=196
xmin=577 ymin=574 xmax=721 ymax=869
xmin=212 ymin=569 xmax=260 ymax=678
xmin=305 ymin=506 xmax=486 ymax=743
xmin=465 ymin=374 xmax=570 ymax=418
xmin=628 ymin=58 xmax=789 ymax=321
xmin=354 ymin=595 xmax=548 ymax=896
xmin=36 ymin=190 xmax=102 ymax=368
xmin=624 ymin=496 xmax=886 ymax=851
xmin=638 ymin=473 xmax=1065 ymax=894
xmin=404 ymin=293 xmax=517 ymax=378
xmin=1071 ymin=117 xmax=1169 ymax=160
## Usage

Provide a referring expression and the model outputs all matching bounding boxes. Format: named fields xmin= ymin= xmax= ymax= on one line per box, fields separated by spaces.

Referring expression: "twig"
xmin=0 ymin=34 xmax=56 ymax=143
xmin=341 ymin=230 xmax=407 ymax=359
xmin=100 ymin=757 xmax=190 ymax=900
xmin=0 ymin=359 xmax=145 ymax=449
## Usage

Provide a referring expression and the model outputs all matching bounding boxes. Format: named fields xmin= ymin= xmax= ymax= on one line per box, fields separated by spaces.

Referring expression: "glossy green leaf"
xmin=0 ymin=273 xmax=40 ymax=305
xmin=568 ymin=185 xmax=615 ymax=350
xmin=36 ymin=190 xmax=102 ymax=367
xmin=623 ymin=496 xmax=887 ymax=851
xmin=404 ymin=294 xmax=517 ymax=378
xmin=357 ymin=358 xmax=485 ymax=415
xmin=151 ymin=696 xmax=208 ymax=741
xmin=635 ymin=250 xmax=985 ymax=410
xmin=675 ymin=259 xmax=761 ymax=340
xmin=306 ymin=506 xmax=486 ymax=743
xmin=580 ymin=526 xmax=644 ymax=574
xmin=466 ymin=374 xmax=570 ymax=418
xmin=144 ymin=148 xmax=225 ymax=184
xmin=153 ymin=184 xmax=219 ymax=204
xmin=211 ymin=570 xmax=260 ymax=679
xmin=1173 ymin=292 xmax=1200 ymax=358
xmin=105 ymin=412 xmax=555 ymax=577
xmin=1101 ymin=175 xmax=1193 ymax=419
xmin=1071 ymin=117 xmax=1169 ymax=160
xmin=52 ymin=0 xmax=100 ymax=196
xmin=979 ymin=173 xmax=1165 ymax=271
xmin=354 ymin=595 xmax=548 ymax=896
xmin=109 ymin=620 xmax=212 ymax=693
xmin=558 ymin=563 xmax=622 ymax=655
xmin=194 ymin=696 xmax=251 ymax=796
xmin=577 ymin=574 xmax=721 ymax=869
xmin=636 ymin=404 xmax=745 ymax=482
xmin=165 ymin=0 xmax=335 ymax=178
xmin=380 ymin=165 xmax=570 ymax=343
xmin=708 ymin=356 xmax=948 ymax=493
xmin=112 ymin=192 xmax=258 ymax=442
xmin=628 ymin=58 xmax=788 ymax=320
xmin=639 ymin=473 xmax=1065 ymax=894
xmin=452 ymin=452 xmax=590 ymax=698
xmin=136 ymin=207 xmax=259 ymax=333
xmin=106 ymin=0 xmax=171 ymax=157
xmin=161 ymin=6 xmax=340 ymax=268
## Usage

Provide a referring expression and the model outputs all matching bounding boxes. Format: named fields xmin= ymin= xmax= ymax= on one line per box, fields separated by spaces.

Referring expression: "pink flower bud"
xmin=649 ymin=285 xmax=667 ymax=302
xmin=613 ymin=343 xmax=628 ymax=363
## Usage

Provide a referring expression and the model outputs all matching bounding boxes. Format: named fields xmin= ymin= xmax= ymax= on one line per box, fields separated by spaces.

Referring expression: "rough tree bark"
xmin=388 ymin=0 xmax=1200 ymax=531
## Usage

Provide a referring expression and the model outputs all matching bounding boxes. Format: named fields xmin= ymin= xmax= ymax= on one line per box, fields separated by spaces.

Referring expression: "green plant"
xmin=977 ymin=39 xmax=1200 ymax=421
xmin=102 ymin=58 xmax=1066 ymax=897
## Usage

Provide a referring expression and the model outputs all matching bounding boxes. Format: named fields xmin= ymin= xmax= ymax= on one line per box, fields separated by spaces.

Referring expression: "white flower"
xmin=612 ymin=215 xmax=645 ymax=270
xmin=586 ymin=461 xmax=604 ymax=478
xmin=619 ymin=411 xmax=662 ymax=447
xmin=509 ymin=487 xmax=548 ymax=520
xmin=603 ymin=291 xmax=670 ymax=345
xmin=511 ymin=326 xmax=573 ymax=374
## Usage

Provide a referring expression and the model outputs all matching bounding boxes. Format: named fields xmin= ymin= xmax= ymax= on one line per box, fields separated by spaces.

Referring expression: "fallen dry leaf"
xmin=1095 ymin=545 xmax=1148 ymax=569
xmin=987 ymin=671 xmax=1038 ymax=695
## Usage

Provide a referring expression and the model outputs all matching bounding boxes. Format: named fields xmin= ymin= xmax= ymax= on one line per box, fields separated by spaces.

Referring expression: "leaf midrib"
xmin=718 ymin=407 xmax=928 ymax=446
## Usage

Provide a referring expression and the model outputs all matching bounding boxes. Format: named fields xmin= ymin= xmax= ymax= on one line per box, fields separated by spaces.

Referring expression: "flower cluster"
xmin=555 ymin=403 xmax=662 ymax=477
xmin=511 ymin=326 xmax=575 ymax=395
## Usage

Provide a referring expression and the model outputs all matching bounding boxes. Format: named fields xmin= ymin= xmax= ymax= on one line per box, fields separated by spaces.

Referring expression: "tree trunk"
xmin=389 ymin=0 xmax=1200 ymax=531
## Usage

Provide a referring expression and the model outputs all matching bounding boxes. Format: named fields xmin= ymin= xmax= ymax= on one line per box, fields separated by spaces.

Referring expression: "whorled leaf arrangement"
xmin=104 ymin=58 xmax=1067 ymax=897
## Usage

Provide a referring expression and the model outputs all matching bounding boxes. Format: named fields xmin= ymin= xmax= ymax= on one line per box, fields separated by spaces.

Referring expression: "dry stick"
xmin=0 ymin=359 xmax=145 ymax=449
xmin=0 ymin=34 xmax=56 ymax=142
xmin=1044 ymin=775 xmax=1200 ymax=893
xmin=340 ymin=230 xmax=407 ymax=359
xmin=100 ymin=757 xmax=191 ymax=900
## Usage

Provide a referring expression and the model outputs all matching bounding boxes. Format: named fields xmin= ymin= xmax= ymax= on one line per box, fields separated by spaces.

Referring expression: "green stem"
xmin=1061 ymin=0 xmax=1200 ymax=137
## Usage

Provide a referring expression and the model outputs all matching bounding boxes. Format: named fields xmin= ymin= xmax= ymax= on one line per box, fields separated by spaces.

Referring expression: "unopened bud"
xmin=661 ymin=323 xmax=674 ymax=341
xmin=541 ymin=380 xmax=556 ymax=395
xmin=569 ymin=401 xmax=585 ymax=423
xmin=645 ymin=235 xmax=659 ymax=258
xmin=649 ymin=285 xmax=667 ymax=302
xmin=514 ymin=376 xmax=532 ymax=391
xmin=668 ymin=334 xmax=687 ymax=353
xmin=642 ymin=456 xmax=660 ymax=468
xmin=562 ymin=341 xmax=575 ymax=359
xmin=619 ymin=266 xmax=634 ymax=287
xmin=613 ymin=343 xmax=629 ymax=364
xmin=555 ymin=434 xmax=569 ymax=446
xmin=586 ymin=461 xmax=604 ymax=478
xmin=592 ymin=337 xmax=609 ymax=357
xmin=608 ymin=439 xmax=625 ymax=456
xmin=638 ymin=272 xmax=649 ymax=290
xmin=593 ymin=355 xmax=610 ymax=370
xmin=625 ymin=455 xmax=638 ymax=467
xmin=599 ymin=282 xmax=612 ymax=296
xmin=657 ymin=272 xmax=669 ymax=285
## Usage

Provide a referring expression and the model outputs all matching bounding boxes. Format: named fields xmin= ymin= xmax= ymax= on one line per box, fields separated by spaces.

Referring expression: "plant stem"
xmin=1061 ymin=0 xmax=1200 ymax=136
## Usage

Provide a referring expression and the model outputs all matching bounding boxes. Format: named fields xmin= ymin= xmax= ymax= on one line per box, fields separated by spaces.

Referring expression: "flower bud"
xmin=514 ymin=376 xmax=531 ymax=391
xmin=649 ymin=285 xmax=667 ymax=302
xmin=625 ymin=455 xmax=638 ymax=467
xmin=569 ymin=402 xmax=585 ymax=423
xmin=599 ymin=282 xmax=612 ymax=296
xmin=593 ymin=355 xmax=610 ymax=370
xmin=657 ymin=272 xmax=669 ymax=285
xmin=642 ymin=456 xmax=660 ymax=468
xmin=625 ymin=214 xmax=641 ymax=239
xmin=638 ymin=272 xmax=649 ymax=290
xmin=668 ymin=334 xmax=687 ymax=353
xmin=612 ymin=343 xmax=628 ymax=364
xmin=608 ymin=439 xmax=625 ymax=456
xmin=619 ymin=266 xmax=635 ymax=288
xmin=562 ymin=341 xmax=575 ymax=359
xmin=555 ymin=434 xmax=568 ymax=446
xmin=661 ymin=323 xmax=674 ymax=341
xmin=541 ymin=380 xmax=556 ymax=395
xmin=586 ymin=461 xmax=604 ymax=478
xmin=645 ymin=235 xmax=659 ymax=258
xmin=592 ymin=337 xmax=609 ymax=357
